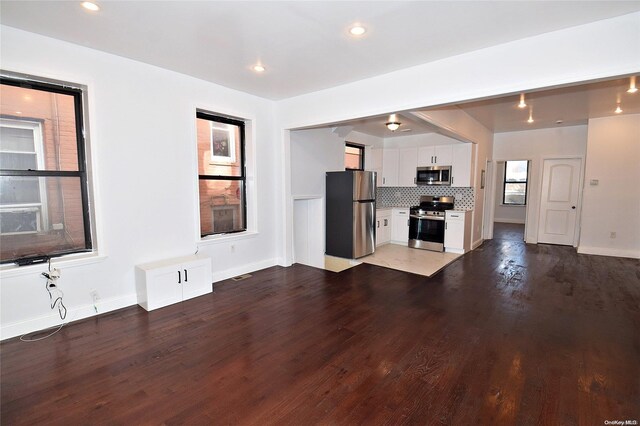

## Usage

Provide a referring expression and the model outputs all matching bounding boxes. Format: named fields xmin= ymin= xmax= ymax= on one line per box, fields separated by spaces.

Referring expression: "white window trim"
xmin=0 ymin=118 xmax=49 ymax=233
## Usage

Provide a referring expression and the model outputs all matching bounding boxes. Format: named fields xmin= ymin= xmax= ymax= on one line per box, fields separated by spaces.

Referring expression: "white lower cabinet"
xmin=136 ymin=254 xmax=212 ymax=311
xmin=376 ymin=209 xmax=391 ymax=246
xmin=444 ymin=210 xmax=472 ymax=254
xmin=391 ymin=208 xmax=410 ymax=244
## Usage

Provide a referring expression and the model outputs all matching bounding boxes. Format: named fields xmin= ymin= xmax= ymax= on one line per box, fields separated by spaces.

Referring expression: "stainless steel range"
xmin=408 ymin=196 xmax=454 ymax=251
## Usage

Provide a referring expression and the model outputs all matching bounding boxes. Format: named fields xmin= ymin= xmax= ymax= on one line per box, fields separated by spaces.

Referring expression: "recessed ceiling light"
xmin=15 ymin=111 xmax=22 ymax=115
xmin=517 ymin=94 xmax=527 ymax=109
xmin=253 ymin=64 xmax=265 ymax=73
xmin=627 ymin=76 xmax=638 ymax=94
xmin=349 ymin=25 xmax=366 ymax=36
xmin=556 ymin=120 xmax=563 ymax=125
xmin=81 ymin=1 xmax=100 ymax=11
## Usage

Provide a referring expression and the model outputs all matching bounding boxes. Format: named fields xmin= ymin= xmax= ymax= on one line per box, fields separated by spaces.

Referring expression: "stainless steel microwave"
xmin=416 ymin=166 xmax=451 ymax=186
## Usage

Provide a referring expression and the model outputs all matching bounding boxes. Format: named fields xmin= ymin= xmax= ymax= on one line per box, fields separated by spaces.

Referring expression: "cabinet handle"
xmin=435 ymin=156 xmax=437 ymax=163
xmin=414 ymin=177 xmax=416 ymax=184
xmin=384 ymin=219 xmax=388 ymax=226
xmin=377 ymin=220 xmax=380 ymax=228
xmin=431 ymin=156 xmax=434 ymax=163
xmin=407 ymin=219 xmax=409 ymax=226
xmin=445 ymin=223 xmax=448 ymax=230
xmin=178 ymin=270 xmax=181 ymax=284
xmin=184 ymin=269 xmax=188 ymax=282
xmin=451 ymin=215 xmax=459 ymax=218
xmin=383 ymin=177 xmax=386 ymax=184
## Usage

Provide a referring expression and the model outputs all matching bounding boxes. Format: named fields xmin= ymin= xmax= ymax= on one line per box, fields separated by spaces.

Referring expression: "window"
xmin=345 ymin=143 xmax=364 ymax=170
xmin=503 ymin=160 xmax=528 ymax=205
xmin=0 ymin=75 xmax=93 ymax=264
xmin=196 ymin=111 xmax=246 ymax=237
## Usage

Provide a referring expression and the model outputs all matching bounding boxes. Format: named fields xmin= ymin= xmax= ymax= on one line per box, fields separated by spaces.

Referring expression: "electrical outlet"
xmin=610 ymin=232 xmax=616 ymax=239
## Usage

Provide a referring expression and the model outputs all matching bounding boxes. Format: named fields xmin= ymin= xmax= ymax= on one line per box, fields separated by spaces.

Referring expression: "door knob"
xmin=571 ymin=206 xmax=576 ymax=209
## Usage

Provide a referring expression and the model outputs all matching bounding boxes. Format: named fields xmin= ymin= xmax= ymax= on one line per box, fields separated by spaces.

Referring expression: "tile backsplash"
xmin=377 ymin=186 xmax=475 ymax=210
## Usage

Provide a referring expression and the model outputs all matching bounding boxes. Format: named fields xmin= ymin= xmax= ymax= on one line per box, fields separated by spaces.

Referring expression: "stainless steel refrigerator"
xmin=326 ymin=170 xmax=376 ymax=259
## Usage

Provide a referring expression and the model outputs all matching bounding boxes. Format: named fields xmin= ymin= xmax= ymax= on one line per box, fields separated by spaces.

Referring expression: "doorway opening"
xmin=491 ymin=160 xmax=530 ymax=242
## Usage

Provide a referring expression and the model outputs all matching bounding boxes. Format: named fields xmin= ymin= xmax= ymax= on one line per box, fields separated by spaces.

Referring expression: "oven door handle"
xmin=410 ymin=214 xmax=444 ymax=221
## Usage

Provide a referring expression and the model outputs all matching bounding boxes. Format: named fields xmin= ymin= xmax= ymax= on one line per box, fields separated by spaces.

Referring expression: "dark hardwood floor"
xmin=493 ymin=222 xmax=525 ymax=242
xmin=2 ymin=238 xmax=639 ymax=425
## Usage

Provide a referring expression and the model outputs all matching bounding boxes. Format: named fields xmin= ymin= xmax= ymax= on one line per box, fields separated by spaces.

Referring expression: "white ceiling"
xmin=1 ymin=1 xmax=639 ymax=100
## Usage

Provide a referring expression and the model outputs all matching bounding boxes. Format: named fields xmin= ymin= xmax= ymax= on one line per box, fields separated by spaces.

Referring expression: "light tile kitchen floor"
xmin=360 ymin=243 xmax=461 ymax=277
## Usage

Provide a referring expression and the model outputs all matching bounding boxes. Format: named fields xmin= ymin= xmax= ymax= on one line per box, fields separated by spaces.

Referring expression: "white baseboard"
xmin=1 ymin=293 xmax=137 ymax=341
xmin=472 ymin=239 xmax=484 ymax=250
xmin=577 ymin=246 xmax=640 ymax=259
xmin=211 ymin=258 xmax=278 ymax=283
xmin=494 ymin=218 xmax=526 ymax=224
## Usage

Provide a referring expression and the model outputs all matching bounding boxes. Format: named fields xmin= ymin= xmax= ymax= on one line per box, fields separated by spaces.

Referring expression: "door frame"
xmin=483 ymin=158 xmax=532 ymax=242
xmin=537 ymin=156 xmax=585 ymax=247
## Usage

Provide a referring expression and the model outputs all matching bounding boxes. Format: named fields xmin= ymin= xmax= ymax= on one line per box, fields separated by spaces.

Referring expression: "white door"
xmin=538 ymin=158 xmax=582 ymax=245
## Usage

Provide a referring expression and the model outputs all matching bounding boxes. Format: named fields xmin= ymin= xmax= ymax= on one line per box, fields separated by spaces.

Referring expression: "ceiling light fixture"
xmin=627 ymin=76 xmax=638 ymax=94
xmin=615 ymin=104 xmax=623 ymax=114
xmin=81 ymin=1 xmax=100 ymax=11
xmin=349 ymin=25 xmax=366 ymax=36
xmin=518 ymin=94 xmax=527 ymax=109
xmin=527 ymin=109 xmax=534 ymax=124
xmin=386 ymin=121 xmax=401 ymax=131
xmin=253 ymin=64 xmax=265 ymax=73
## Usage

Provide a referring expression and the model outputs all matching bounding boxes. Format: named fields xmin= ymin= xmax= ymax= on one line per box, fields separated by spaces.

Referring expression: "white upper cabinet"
xmin=398 ymin=147 xmax=418 ymax=187
xmin=417 ymin=145 xmax=453 ymax=166
xmin=367 ymin=147 xmax=383 ymax=170
xmin=380 ymin=148 xmax=398 ymax=187
xmin=451 ymin=143 xmax=475 ymax=187
xmin=366 ymin=147 xmax=384 ymax=187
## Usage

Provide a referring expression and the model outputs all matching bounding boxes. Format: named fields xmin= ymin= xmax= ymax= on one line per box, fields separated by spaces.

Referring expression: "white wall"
xmin=579 ymin=114 xmax=640 ymax=258
xmin=382 ymin=132 xmax=458 ymax=148
xmin=345 ymin=130 xmax=383 ymax=148
xmin=290 ymin=128 xmax=346 ymax=197
xmin=493 ymin=125 xmax=588 ymax=243
xmin=0 ymin=26 xmax=279 ymax=339
xmin=494 ymin=162 xmax=526 ymax=224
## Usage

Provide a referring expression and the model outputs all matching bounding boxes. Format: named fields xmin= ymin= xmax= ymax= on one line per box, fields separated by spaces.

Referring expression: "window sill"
xmin=198 ymin=230 xmax=259 ymax=246
xmin=0 ymin=252 xmax=107 ymax=279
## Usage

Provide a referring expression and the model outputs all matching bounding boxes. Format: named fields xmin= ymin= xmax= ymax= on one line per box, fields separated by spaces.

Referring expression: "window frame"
xmin=0 ymin=118 xmax=49 ymax=234
xmin=196 ymin=110 xmax=247 ymax=238
xmin=345 ymin=142 xmax=365 ymax=171
xmin=0 ymin=75 xmax=93 ymax=264
xmin=502 ymin=160 xmax=529 ymax=206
